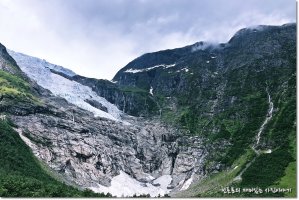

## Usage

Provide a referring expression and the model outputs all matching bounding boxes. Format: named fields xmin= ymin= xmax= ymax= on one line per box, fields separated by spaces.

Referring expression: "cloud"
xmin=0 ymin=0 xmax=295 ymax=79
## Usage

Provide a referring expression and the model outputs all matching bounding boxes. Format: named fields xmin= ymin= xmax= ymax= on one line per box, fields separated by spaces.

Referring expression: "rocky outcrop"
xmin=9 ymin=93 xmax=211 ymax=195
xmin=69 ymin=75 xmax=160 ymax=117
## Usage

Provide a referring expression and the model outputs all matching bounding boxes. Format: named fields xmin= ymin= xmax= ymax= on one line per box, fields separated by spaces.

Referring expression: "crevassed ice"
xmin=9 ymin=50 xmax=123 ymax=122
xmin=124 ymin=63 xmax=176 ymax=73
xmin=89 ymin=171 xmax=172 ymax=197
xmin=8 ymin=50 xmax=77 ymax=77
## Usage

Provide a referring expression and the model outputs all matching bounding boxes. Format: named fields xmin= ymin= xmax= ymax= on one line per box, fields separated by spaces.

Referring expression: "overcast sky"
xmin=0 ymin=0 xmax=296 ymax=80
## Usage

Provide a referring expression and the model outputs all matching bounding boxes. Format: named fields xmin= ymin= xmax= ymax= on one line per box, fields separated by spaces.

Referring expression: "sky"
xmin=0 ymin=0 xmax=296 ymax=80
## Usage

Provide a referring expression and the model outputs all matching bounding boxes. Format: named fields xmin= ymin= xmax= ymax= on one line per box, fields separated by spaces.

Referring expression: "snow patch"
xmin=125 ymin=68 xmax=145 ymax=73
xmin=153 ymin=175 xmax=172 ymax=191
xmin=180 ymin=174 xmax=194 ymax=191
xmin=164 ymin=63 xmax=176 ymax=69
xmin=89 ymin=171 xmax=172 ymax=197
xmin=9 ymin=50 xmax=124 ymax=122
xmin=109 ymin=80 xmax=118 ymax=84
xmin=176 ymin=67 xmax=189 ymax=73
xmin=149 ymin=86 xmax=154 ymax=95
xmin=264 ymin=149 xmax=272 ymax=154
xmin=124 ymin=63 xmax=176 ymax=73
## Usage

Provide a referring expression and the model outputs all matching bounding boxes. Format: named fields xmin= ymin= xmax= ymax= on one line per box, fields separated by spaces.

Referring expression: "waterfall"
xmin=255 ymin=88 xmax=274 ymax=147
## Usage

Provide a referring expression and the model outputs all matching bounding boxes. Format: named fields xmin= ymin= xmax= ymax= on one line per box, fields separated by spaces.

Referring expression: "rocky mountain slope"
xmin=6 ymin=45 xmax=212 ymax=197
xmin=0 ymin=23 xmax=296 ymax=197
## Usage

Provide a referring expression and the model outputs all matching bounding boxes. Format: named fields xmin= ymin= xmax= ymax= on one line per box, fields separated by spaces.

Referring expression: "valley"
xmin=0 ymin=23 xmax=296 ymax=197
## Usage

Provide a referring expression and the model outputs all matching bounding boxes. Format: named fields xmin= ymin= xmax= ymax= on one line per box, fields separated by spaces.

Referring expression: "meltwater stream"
xmin=255 ymin=88 xmax=274 ymax=147
xmin=234 ymin=88 xmax=274 ymax=182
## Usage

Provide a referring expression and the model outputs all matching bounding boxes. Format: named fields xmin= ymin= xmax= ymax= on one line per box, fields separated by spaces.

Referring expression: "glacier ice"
xmin=8 ymin=50 xmax=124 ymax=122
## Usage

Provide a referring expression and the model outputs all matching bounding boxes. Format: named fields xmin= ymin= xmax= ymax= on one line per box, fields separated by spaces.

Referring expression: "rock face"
xmin=0 ymin=43 xmax=21 ymax=75
xmin=113 ymin=24 xmax=295 ymax=94
xmin=11 ymin=100 xmax=210 ymax=196
xmin=1 ymin=23 xmax=296 ymax=197
xmin=70 ymin=75 xmax=160 ymax=117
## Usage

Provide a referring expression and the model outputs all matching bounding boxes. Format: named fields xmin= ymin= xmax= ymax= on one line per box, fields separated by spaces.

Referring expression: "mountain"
xmin=0 ymin=23 xmax=296 ymax=197
xmin=6 ymin=46 xmax=208 ymax=197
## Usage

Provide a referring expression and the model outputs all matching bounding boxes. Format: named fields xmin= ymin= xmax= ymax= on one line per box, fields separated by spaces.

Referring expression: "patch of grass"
xmin=0 ymin=70 xmax=40 ymax=104
xmin=272 ymin=161 xmax=296 ymax=197
xmin=0 ymin=70 xmax=30 ymax=92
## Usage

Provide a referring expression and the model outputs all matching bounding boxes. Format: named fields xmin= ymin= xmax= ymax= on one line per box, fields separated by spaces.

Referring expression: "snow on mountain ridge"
xmin=8 ymin=50 xmax=124 ymax=122
xmin=124 ymin=63 xmax=176 ymax=73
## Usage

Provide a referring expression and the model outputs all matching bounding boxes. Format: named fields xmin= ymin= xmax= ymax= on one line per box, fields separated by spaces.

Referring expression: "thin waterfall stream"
xmin=234 ymin=88 xmax=274 ymax=182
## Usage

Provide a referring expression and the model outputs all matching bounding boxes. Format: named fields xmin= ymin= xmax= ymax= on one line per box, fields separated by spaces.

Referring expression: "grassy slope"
xmin=0 ymin=70 xmax=39 ymax=103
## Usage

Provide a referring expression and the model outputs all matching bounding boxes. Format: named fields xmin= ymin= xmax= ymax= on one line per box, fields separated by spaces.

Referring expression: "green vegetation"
xmin=172 ymin=61 xmax=296 ymax=197
xmin=120 ymin=86 xmax=148 ymax=94
xmin=241 ymin=148 xmax=293 ymax=188
xmin=0 ymin=119 xmax=111 ymax=197
xmin=274 ymin=161 xmax=296 ymax=197
xmin=0 ymin=70 xmax=40 ymax=104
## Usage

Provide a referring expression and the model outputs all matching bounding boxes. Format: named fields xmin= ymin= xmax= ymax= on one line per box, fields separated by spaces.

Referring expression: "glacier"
xmin=8 ymin=50 xmax=124 ymax=122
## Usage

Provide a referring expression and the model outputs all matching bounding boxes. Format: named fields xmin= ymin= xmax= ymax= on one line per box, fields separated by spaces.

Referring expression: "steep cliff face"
xmin=113 ymin=24 xmax=295 ymax=94
xmin=1 ymin=23 xmax=296 ymax=197
xmin=70 ymin=75 xmax=160 ymax=117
